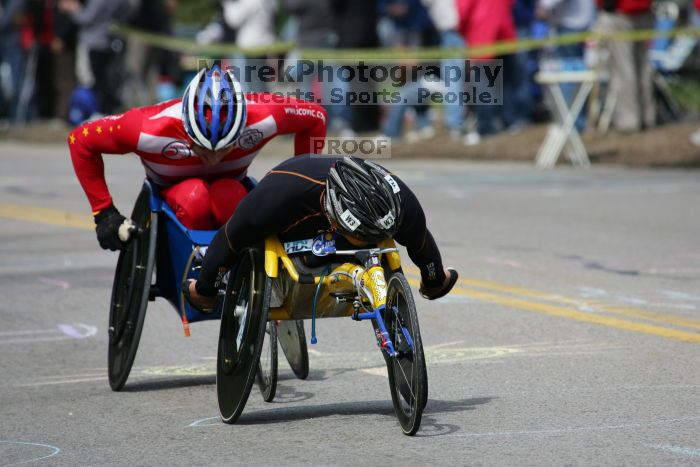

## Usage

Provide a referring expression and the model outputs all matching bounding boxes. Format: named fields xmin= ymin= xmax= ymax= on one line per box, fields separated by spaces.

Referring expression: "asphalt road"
xmin=1 ymin=141 xmax=699 ymax=466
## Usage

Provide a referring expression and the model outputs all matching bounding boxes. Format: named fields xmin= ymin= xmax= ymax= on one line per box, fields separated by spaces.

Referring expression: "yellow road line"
xmin=405 ymin=278 xmax=700 ymax=344
xmin=0 ymin=203 xmax=93 ymax=230
xmin=404 ymin=265 xmax=700 ymax=331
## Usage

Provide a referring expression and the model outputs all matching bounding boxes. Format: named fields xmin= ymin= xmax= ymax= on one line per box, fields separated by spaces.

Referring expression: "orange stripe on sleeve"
xmin=281 ymin=212 xmax=323 ymax=234
xmin=268 ymin=170 xmax=325 ymax=186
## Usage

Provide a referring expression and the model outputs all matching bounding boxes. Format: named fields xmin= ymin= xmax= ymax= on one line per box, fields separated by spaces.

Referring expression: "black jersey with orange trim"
xmin=196 ymin=154 xmax=446 ymax=296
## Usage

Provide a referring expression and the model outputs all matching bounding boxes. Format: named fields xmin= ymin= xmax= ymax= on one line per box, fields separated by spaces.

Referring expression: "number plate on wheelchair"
xmin=283 ymin=232 xmax=336 ymax=256
xmin=284 ymin=239 xmax=313 ymax=254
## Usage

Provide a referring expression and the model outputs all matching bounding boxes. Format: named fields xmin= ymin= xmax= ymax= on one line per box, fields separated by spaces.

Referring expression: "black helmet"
xmin=325 ymin=157 xmax=403 ymax=243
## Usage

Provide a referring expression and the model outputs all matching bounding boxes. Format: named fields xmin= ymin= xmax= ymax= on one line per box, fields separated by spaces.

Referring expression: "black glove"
xmin=419 ymin=267 xmax=459 ymax=300
xmin=94 ymin=205 xmax=132 ymax=251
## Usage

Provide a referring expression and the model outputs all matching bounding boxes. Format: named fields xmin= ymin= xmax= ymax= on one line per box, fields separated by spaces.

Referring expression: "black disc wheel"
xmin=256 ymin=319 xmax=278 ymax=402
xmin=384 ymin=272 xmax=427 ymax=436
xmin=217 ymin=246 xmax=271 ymax=424
xmin=277 ymin=320 xmax=309 ymax=380
xmin=107 ymin=186 xmax=157 ymax=391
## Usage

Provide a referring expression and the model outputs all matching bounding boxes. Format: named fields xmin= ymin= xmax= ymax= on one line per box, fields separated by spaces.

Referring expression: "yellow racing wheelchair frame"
xmin=263 ymin=237 xmax=402 ymax=322
xmin=215 ymin=234 xmax=428 ymax=435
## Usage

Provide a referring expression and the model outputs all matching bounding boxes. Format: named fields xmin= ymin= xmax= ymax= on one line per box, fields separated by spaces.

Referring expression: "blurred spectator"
xmin=53 ymin=1 xmax=79 ymax=121
xmin=131 ymin=0 xmax=181 ymax=102
xmin=195 ymin=2 xmax=236 ymax=46
xmin=58 ymin=0 xmax=131 ymax=114
xmin=379 ymin=0 xmax=436 ymax=140
xmin=595 ymin=0 xmax=654 ymax=132
xmin=283 ymin=0 xmax=343 ymax=133
xmin=331 ymin=0 xmax=381 ymax=134
xmin=21 ymin=0 xmax=57 ymax=121
xmin=221 ymin=0 xmax=276 ymax=49
xmin=422 ymin=0 xmax=466 ymax=140
xmin=690 ymin=0 xmax=700 ymax=146
xmin=537 ymin=0 xmax=595 ymax=131
xmin=505 ymin=0 xmax=536 ymax=130
xmin=379 ymin=0 xmax=435 ymax=47
xmin=0 ymin=0 xmax=26 ymax=123
xmin=283 ymin=0 xmax=335 ymax=48
xmin=456 ymin=0 xmax=516 ymax=137
xmin=221 ymin=0 xmax=277 ymax=93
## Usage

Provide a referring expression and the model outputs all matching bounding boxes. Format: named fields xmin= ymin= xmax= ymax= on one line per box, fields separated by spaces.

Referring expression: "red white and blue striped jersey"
xmin=69 ymin=94 xmax=327 ymax=213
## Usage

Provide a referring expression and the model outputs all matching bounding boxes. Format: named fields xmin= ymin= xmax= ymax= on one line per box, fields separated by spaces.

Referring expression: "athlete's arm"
xmin=392 ymin=177 xmax=448 ymax=287
xmin=267 ymin=96 xmax=328 ymax=155
xmin=68 ymin=109 xmax=142 ymax=214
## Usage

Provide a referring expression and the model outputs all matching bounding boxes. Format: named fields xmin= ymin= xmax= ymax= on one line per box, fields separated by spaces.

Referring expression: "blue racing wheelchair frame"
xmin=107 ymin=180 xmax=219 ymax=391
xmin=108 ymin=179 xmax=308 ymax=392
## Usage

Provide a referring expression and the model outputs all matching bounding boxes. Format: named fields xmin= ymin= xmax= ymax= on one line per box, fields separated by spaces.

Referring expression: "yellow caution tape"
xmin=112 ymin=24 xmax=700 ymax=62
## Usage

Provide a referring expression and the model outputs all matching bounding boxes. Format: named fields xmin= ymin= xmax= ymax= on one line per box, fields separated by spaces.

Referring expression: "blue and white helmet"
xmin=182 ymin=65 xmax=247 ymax=151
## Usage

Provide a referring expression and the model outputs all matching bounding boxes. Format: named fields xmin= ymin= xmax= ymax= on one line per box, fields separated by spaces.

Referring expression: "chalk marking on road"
xmin=430 ymin=340 xmax=468 ymax=349
xmin=646 ymin=444 xmax=700 ymax=458
xmin=188 ymin=417 xmax=220 ymax=428
xmin=307 ymin=348 xmax=323 ymax=356
xmin=441 ymin=416 xmax=700 ymax=438
xmin=16 ymin=377 xmax=107 ymax=387
xmin=0 ymin=324 xmax=97 ymax=345
xmin=38 ymin=277 xmax=71 ymax=290
xmin=491 ymin=383 xmax=700 ymax=395
xmin=360 ymin=366 xmax=387 ymax=377
xmin=661 ymin=290 xmax=700 ymax=302
xmin=484 ymin=257 xmax=526 ymax=269
xmin=0 ymin=336 xmax=81 ymax=345
xmin=0 ymin=203 xmax=93 ymax=230
xmin=58 ymin=324 xmax=97 ymax=338
xmin=26 ymin=371 xmax=105 ymax=380
xmin=139 ymin=365 xmax=212 ymax=377
xmin=0 ymin=440 xmax=61 ymax=466
xmin=0 ymin=329 xmax=57 ymax=337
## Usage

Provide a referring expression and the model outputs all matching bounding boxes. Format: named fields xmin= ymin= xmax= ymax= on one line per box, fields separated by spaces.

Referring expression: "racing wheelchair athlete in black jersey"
xmin=184 ymin=155 xmax=458 ymax=434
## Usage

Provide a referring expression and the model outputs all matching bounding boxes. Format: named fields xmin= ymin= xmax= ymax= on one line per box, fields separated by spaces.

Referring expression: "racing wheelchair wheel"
xmin=217 ymin=245 xmax=271 ymax=423
xmin=384 ymin=272 xmax=427 ymax=436
xmin=277 ymin=320 xmax=309 ymax=380
xmin=256 ymin=319 xmax=278 ymax=402
xmin=107 ymin=186 xmax=157 ymax=391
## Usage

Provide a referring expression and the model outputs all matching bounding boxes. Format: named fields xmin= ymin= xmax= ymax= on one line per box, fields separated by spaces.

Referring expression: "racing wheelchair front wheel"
xmin=256 ymin=319 xmax=278 ymax=402
xmin=385 ymin=272 xmax=427 ymax=436
xmin=107 ymin=187 xmax=157 ymax=391
xmin=217 ymin=245 xmax=271 ymax=423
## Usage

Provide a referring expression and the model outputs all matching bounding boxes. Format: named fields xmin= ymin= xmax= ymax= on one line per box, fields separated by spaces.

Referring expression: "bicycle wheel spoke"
xmin=395 ymin=358 xmax=416 ymax=403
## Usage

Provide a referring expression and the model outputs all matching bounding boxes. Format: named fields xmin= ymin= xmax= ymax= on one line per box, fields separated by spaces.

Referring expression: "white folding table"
xmin=534 ymin=70 xmax=599 ymax=169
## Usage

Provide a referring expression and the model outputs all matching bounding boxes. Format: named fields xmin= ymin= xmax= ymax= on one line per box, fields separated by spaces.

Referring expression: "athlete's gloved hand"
xmin=419 ymin=267 xmax=459 ymax=300
xmin=182 ymin=279 xmax=217 ymax=313
xmin=94 ymin=205 xmax=134 ymax=251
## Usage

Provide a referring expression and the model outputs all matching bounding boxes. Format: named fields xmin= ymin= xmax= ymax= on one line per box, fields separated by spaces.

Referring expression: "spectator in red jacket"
xmin=456 ymin=0 xmax=516 ymax=59
xmin=595 ymin=0 xmax=655 ymax=132
xmin=456 ymin=0 xmax=516 ymax=138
